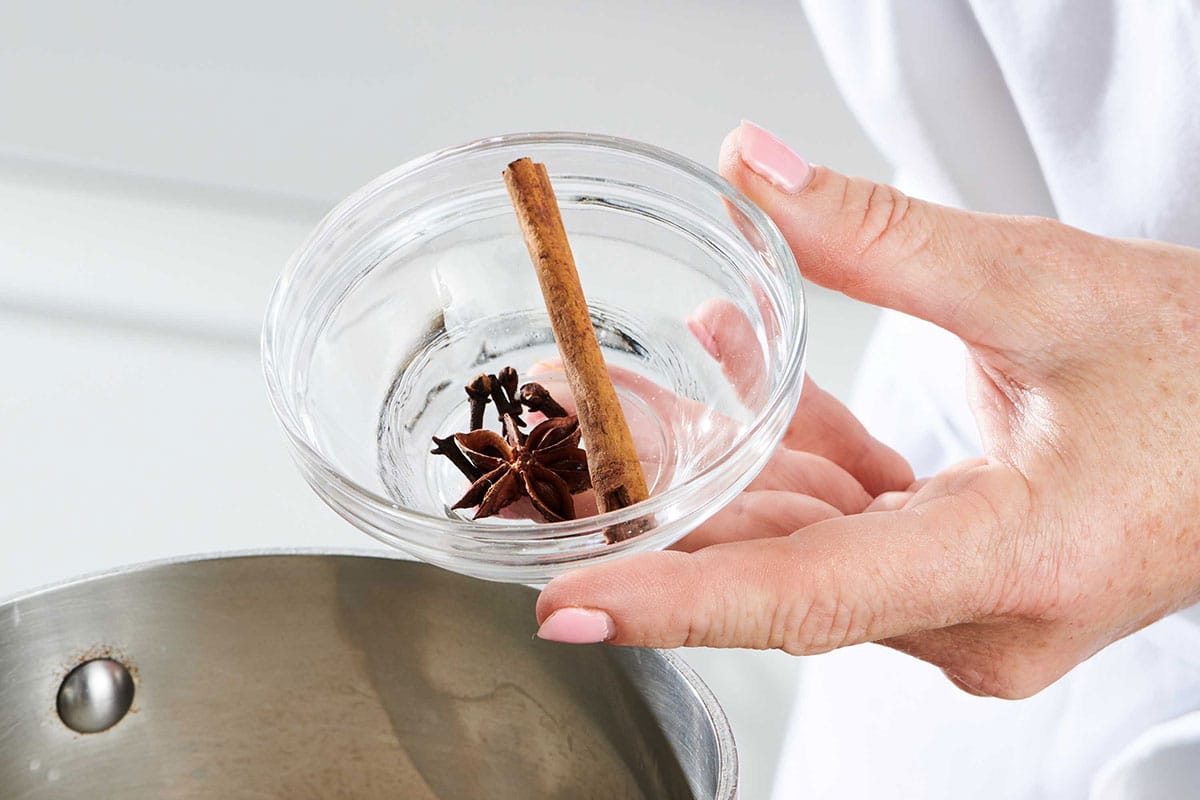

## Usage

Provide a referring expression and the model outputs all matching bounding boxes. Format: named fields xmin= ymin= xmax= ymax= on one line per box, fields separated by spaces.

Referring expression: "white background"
xmin=0 ymin=2 xmax=888 ymax=796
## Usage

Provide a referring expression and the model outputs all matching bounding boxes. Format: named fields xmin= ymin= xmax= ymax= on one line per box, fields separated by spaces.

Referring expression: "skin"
xmin=536 ymin=125 xmax=1200 ymax=699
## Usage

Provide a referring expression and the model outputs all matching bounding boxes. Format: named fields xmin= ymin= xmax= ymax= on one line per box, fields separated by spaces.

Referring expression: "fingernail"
xmin=537 ymin=608 xmax=615 ymax=644
xmin=738 ymin=120 xmax=812 ymax=194
xmin=687 ymin=316 xmax=720 ymax=359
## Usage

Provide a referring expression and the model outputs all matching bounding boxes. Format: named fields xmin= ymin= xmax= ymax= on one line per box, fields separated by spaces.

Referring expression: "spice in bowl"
xmin=431 ymin=367 xmax=591 ymax=522
xmin=430 ymin=157 xmax=655 ymax=542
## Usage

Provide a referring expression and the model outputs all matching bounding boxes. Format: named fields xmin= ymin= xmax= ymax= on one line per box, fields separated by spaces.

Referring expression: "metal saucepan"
xmin=0 ymin=552 xmax=736 ymax=798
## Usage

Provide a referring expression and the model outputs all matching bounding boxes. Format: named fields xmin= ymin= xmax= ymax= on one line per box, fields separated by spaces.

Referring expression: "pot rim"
xmin=0 ymin=548 xmax=737 ymax=799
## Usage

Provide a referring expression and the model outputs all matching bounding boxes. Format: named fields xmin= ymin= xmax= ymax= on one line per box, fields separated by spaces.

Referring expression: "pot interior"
xmin=0 ymin=554 xmax=732 ymax=798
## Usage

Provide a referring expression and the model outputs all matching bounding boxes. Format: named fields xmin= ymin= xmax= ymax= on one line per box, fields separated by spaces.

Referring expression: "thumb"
xmin=722 ymin=121 xmax=1052 ymax=347
xmin=535 ymin=505 xmax=989 ymax=651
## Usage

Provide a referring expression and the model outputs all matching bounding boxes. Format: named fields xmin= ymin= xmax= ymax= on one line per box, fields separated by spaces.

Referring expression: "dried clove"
xmin=430 ymin=435 xmax=483 ymax=481
xmin=490 ymin=367 xmax=525 ymax=424
xmin=519 ymin=382 xmax=569 ymax=418
xmin=464 ymin=373 xmax=495 ymax=432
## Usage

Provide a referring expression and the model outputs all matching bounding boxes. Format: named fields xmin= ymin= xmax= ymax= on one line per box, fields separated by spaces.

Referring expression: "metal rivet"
xmin=56 ymin=658 xmax=135 ymax=734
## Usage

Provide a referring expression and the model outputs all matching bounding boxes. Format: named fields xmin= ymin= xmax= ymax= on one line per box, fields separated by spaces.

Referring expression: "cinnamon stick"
xmin=503 ymin=158 xmax=649 ymax=538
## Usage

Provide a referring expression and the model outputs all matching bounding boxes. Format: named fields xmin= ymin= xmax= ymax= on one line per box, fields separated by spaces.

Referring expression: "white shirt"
xmin=773 ymin=2 xmax=1200 ymax=798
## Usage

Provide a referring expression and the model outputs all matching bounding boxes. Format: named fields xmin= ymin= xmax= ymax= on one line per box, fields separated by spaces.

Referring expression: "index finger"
xmin=535 ymin=499 xmax=990 ymax=651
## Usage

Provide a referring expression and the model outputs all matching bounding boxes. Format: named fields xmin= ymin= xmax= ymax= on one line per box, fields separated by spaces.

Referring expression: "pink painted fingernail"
xmin=738 ymin=121 xmax=812 ymax=194
xmin=537 ymin=608 xmax=615 ymax=644
xmin=687 ymin=316 xmax=720 ymax=359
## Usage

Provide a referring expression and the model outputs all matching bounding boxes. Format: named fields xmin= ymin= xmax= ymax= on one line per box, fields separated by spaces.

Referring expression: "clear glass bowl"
xmin=262 ymin=132 xmax=805 ymax=584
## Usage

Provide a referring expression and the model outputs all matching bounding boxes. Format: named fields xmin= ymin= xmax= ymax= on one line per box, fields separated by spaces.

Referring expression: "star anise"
xmin=431 ymin=368 xmax=592 ymax=522
xmin=452 ymin=415 xmax=591 ymax=521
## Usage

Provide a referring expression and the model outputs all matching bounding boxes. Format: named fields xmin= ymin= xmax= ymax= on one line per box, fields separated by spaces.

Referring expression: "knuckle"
xmin=949 ymin=467 xmax=1042 ymax=618
xmin=778 ymin=583 xmax=872 ymax=655
xmin=842 ymin=178 xmax=921 ymax=263
xmin=676 ymin=558 xmax=717 ymax=648
xmin=681 ymin=614 xmax=713 ymax=648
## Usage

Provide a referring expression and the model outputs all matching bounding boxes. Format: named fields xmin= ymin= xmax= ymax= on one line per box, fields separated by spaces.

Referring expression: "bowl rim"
xmin=261 ymin=130 xmax=806 ymax=549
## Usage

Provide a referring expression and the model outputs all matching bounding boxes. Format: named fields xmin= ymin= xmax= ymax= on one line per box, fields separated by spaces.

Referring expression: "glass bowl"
xmin=262 ymin=132 xmax=805 ymax=584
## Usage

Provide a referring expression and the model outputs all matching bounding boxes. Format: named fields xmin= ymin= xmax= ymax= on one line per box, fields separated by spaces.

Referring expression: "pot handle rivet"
xmin=56 ymin=658 xmax=135 ymax=734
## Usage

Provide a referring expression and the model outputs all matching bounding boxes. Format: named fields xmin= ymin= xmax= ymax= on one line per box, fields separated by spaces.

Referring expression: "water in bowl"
xmin=368 ymin=233 xmax=759 ymax=525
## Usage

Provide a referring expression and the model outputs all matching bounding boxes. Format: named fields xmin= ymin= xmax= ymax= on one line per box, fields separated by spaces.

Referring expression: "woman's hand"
xmin=534 ymin=121 xmax=1200 ymax=699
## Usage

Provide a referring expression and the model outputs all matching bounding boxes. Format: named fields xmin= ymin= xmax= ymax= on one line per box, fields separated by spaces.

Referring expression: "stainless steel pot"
xmin=0 ymin=552 xmax=736 ymax=798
